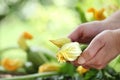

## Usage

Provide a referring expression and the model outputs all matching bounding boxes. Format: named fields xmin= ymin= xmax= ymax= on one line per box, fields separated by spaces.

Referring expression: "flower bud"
xmin=77 ymin=66 xmax=88 ymax=75
xmin=38 ymin=63 xmax=60 ymax=73
xmin=50 ymin=38 xmax=71 ymax=48
xmin=18 ymin=32 xmax=33 ymax=50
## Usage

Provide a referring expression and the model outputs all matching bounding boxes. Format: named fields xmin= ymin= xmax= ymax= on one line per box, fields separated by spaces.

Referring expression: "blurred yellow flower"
xmin=77 ymin=66 xmax=88 ymax=75
xmin=88 ymin=8 xmax=106 ymax=20
xmin=18 ymin=32 xmax=33 ymax=50
xmin=38 ymin=63 xmax=60 ymax=73
xmin=23 ymin=32 xmax=33 ymax=40
xmin=1 ymin=58 xmax=22 ymax=71
xmin=57 ymin=42 xmax=82 ymax=62
xmin=50 ymin=38 xmax=71 ymax=48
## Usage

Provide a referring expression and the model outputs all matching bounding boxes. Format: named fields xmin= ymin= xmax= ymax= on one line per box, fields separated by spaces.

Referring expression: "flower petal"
xmin=57 ymin=42 xmax=82 ymax=62
xmin=50 ymin=38 xmax=71 ymax=48
xmin=77 ymin=66 xmax=88 ymax=75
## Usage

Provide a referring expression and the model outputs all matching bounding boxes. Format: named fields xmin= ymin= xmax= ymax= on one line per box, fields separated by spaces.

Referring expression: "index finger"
xmin=68 ymin=26 xmax=83 ymax=42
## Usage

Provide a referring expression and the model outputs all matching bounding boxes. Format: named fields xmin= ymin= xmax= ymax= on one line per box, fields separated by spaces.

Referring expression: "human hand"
xmin=68 ymin=21 xmax=105 ymax=43
xmin=68 ymin=10 xmax=120 ymax=69
xmin=68 ymin=10 xmax=120 ymax=44
xmin=75 ymin=30 xmax=120 ymax=69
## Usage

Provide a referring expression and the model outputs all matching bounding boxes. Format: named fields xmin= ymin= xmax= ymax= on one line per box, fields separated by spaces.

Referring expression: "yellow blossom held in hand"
xmin=1 ymin=58 xmax=22 ymax=71
xmin=38 ymin=63 xmax=60 ymax=73
xmin=57 ymin=52 xmax=66 ymax=63
xmin=50 ymin=38 xmax=71 ymax=48
xmin=57 ymin=42 xmax=82 ymax=62
xmin=88 ymin=8 xmax=106 ymax=20
xmin=77 ymin=66 xmax=88 ymax=75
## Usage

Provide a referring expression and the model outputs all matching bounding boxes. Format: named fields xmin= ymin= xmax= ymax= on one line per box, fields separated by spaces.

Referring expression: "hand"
xmin=68 ymin=10 xmax=120 ymax=44
xmin=76 ymin=30 xmax=120 ymax=69
xmin=68 ymin=21 xmax=105 ymax=43
xmin=68 ymin=10 xmax=120 ymax=69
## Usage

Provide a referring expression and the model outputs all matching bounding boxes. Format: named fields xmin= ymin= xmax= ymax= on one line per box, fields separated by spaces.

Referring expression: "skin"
xmin=68 ymin=10 xmax=120 ymax=69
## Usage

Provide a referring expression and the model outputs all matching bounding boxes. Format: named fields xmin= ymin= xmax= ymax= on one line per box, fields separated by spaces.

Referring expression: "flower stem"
xmin=1 ymin=72 xmax=58 ymax=80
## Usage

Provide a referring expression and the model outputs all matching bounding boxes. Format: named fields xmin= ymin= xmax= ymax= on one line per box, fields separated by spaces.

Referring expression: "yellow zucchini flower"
xmin=50 ymin=38 xmax=71 ymax=48
xmin=38 ymin=63 xmax=60 ymax=73
xmin=57 ymin=42 xmax=82 ymax=62
xmin=1 ymin=58 xmax=22 ymax=71
xmin=50 ymin=38 xmax=82 ymax=63
xmin=18 ymin=32 xmax=33 ymax=50
xmin=88 ymin=8 xmax=106 ymax=20
xmin=77 ymin=66 xmax=88 ymax=75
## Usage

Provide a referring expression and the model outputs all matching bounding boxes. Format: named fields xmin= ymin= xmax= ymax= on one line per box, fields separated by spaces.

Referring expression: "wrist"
xmin=102 ymin=11 xmax=120 ymax=30
xmin=113 ymin=29 xmax=120 ymax=53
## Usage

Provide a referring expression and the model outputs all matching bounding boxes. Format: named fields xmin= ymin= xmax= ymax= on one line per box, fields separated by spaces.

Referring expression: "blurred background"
xmin=0 ymin=0 xmax=120 ymax=79
xmin=0 ymin=0 xmax=120 ymax=51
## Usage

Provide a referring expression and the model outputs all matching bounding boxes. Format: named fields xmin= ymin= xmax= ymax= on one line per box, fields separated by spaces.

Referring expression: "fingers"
xmin=69 ymin=26 xmax=120 ymax=69
xmin=77 ymin=36 xmax=105 ymax=65
xmin=79 ymin=41 xmax=119 ymax=69
xmin=68 ymin=26 xmax=83 ymax=42
xmin=70 ymin=61 xmax=90 ymax=69
xmin=85 ymin=47 xmax=107 ymax=69
xmin=68 ymin=21 xmax=102 ymax=43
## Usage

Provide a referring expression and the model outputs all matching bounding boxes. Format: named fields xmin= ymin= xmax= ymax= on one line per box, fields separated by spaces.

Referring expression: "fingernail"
xmin=78 ymin=57 xmax=85 ymax=64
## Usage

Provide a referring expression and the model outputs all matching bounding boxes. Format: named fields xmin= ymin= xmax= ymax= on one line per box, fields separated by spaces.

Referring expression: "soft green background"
xmin=0 ymin=0 xmax=120 ymax=71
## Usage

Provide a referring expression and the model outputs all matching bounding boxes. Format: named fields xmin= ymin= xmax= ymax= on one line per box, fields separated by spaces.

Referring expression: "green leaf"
xmin=59 ymin=63 xmax=76 ymax=76
xmin=75 ymin=4 xmax=87 ymax=23
xmin=84 ymin=69 xmax=98 ymax=80
xmin=80 ymin=44 xmax=88 ymax=51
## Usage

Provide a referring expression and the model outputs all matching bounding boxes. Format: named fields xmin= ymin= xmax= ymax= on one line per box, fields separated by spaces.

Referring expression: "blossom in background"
xmin=1 ymin=58 xmax=22 ymax=71
xmin=38 ymin=63 xmax=60 ymax=73
xmin=87 ymin=8 xmax=106 ymax=20
xmin=23 ymin=32 xmax=33 ymax=39
xmin=77 ymin=66 xmax=88 ymax=75
xmin=18 ymin=32 xmax=33 ymax=50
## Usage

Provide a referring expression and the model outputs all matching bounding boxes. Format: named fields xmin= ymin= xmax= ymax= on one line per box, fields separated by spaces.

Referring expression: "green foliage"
xmin=59 ymin=63 xmax=76 ymax=76
xmin=84 ymin=69 xmax=98 ymax=80
xmin=75 ymin=4 xmax=87 ymax=23
xmin=80 ymin=44 xmax=88 ymax=51
xmin=83 ymin=66 xmax=120 ymax=80
xmin=0 ymin=0 xmax=120 ymax=79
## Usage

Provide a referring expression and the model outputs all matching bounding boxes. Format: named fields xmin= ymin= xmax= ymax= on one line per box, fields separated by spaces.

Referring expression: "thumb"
xmin=77 ymin=37 xmax=105 ymax=65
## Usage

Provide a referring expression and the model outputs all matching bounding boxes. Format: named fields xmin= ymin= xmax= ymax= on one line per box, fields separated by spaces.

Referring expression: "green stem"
xmin=1 ymin=72 xmax=58 ymax=80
